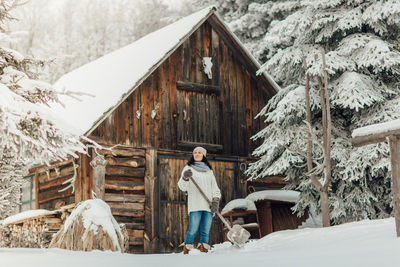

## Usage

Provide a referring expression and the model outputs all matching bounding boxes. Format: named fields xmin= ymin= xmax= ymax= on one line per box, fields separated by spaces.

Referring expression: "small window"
xmin=19 ymin=174 xmax=35 ymax=212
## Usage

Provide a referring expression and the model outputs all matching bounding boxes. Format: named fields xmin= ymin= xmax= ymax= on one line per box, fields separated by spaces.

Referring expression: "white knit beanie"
xmin=193 ymin=146 xmax=207 ymax=157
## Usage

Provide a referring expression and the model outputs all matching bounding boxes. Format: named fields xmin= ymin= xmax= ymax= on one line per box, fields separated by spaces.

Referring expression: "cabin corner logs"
xmin=34 ymin=146 xmax=147 ymax=253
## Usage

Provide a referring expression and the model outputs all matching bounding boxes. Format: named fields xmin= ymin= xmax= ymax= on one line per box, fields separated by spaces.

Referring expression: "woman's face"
xmin=193 ymin=150 xmax=204 ymax=162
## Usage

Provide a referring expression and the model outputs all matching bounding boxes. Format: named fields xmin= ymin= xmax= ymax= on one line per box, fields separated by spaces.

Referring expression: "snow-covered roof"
xmin=51 ymin=6 xmax=279 ymax=136
xmin=221 ymin=198 xmax=256 ymax=215
xmin=1 ymin=209 xmax=57 ymax=225
xmin=245 ymin=190 xmax=300 ymax=203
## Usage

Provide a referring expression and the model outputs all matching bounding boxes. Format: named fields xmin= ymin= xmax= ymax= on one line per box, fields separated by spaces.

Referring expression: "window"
xmin=19 ymin=174 xmax=35 ymax=212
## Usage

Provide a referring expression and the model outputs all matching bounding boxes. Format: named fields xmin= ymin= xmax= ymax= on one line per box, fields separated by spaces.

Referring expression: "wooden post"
xmin=388 ymin=135 xmax=400 ymax=236
xmin=90 ymin=154 xmax=107 ymax=200
xmin=144 ymin=148 xmax=157 ymax=253
xmin=35 ymin=169 xmax=39 ymax=209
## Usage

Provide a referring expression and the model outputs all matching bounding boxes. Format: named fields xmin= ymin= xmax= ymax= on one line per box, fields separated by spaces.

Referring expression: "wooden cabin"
xmin=29 ymin=6 xmax=279 ymax=254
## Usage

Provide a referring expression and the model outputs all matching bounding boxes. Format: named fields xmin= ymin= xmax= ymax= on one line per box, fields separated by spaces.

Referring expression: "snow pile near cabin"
xmin=49 ymin=199 xmax=127 ymax=252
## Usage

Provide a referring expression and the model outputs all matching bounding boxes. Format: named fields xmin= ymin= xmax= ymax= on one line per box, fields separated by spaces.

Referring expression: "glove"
xmin=210 ymin=197 xmax=220 ymax=213
xmin=182 ymin=169 xmax=192 ymax=181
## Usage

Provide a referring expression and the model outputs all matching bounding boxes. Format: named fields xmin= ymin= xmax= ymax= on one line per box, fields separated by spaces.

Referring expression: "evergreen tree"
xmin=0 ymin=0 xmax=85 ymax=218
xmin=194 ymin=0 xmax=301 ymax=62
xmin=247 ymin=0 xmax=400 ymax=224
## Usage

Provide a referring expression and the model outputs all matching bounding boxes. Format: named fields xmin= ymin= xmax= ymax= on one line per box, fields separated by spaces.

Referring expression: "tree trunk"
xmin=320 ymin=190 xmax=330 ymax=227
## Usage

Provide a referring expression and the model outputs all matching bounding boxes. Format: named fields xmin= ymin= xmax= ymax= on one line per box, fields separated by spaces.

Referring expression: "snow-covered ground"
xmin=3 ymin=217 xmax=400 ymax=267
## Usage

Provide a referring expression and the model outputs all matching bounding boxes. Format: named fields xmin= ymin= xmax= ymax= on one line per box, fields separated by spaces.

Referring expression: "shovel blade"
xmin=226 ymin=224 xmax=250 ymax=246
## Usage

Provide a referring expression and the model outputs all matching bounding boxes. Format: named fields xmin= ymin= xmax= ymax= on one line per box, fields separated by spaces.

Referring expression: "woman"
xmin=178 ymin=146 xmax=221 ymax=254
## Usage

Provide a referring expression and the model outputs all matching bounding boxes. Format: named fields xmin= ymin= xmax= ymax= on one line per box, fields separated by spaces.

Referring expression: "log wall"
xmin=101 ymin=147 xmax=146 ymax=254
xmin=91 ymin=16 xmax=275 ymax=157
xmin=36 ymin=159 xmax=76 ymax=210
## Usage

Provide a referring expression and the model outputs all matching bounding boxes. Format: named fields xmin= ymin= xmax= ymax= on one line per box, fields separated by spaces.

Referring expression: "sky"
xmin=3 ymin=217 xmax=400 ymax=267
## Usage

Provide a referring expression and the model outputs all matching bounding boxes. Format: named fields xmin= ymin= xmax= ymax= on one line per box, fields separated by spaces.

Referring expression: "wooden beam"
xmin=144 ymin=148 xmax=157 ymax=254
xmin=104 ymin=180 xmax=144 ymax=191
xmin=176 ymin=81 xmax=221 ymax=95
xmin=106 ymin=166 xmax=145 ymax=177
xmin=104 ymin=193 xmax=145 ymax=203
xmin=351 ymin=129 xmax=400 ymax=147
xmin=106 ymin=156 xmax=146 ymax=168
xmin=177 ymin=141 xmax=223 ymax=151
xmin=388 ymin=135 xmax=400 ymax=237
xmin=35 ymin=170 xmax=39 ymax=209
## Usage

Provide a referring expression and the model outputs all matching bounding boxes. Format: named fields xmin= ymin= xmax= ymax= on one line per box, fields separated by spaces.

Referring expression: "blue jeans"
xmin=184 ymin=211 xmax=213 ymax=245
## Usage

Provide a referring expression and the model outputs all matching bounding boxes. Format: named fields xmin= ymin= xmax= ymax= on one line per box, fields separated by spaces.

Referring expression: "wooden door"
xmin=157 ymin=155 xmax=237 ymax=253
xmin=176 ymin=85 xmax=222 ymax=148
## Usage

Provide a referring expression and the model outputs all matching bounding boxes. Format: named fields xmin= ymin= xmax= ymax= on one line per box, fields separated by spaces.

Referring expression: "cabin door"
xmin=176 ymin=86 xmax=222 ymax=149
xmin=157 ymin=155 xmax=237 ymax=253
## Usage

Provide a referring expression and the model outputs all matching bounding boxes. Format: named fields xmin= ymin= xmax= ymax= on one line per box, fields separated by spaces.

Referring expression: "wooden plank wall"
xmin=36 ymin=160 xmax=75 ymax=210
xmin=91 ymin=19 xmax=272 ymax=157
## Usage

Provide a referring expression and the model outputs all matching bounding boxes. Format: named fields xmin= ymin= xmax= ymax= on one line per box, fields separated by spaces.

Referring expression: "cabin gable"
xmin=91 ymin=17 xmax=274 ymax=157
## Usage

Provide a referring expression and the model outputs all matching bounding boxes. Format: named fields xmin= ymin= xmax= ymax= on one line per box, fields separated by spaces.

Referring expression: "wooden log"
xmin=176 ymin=81 xmax=221 ymax=95
xmin=127 ymin=229 xmax=144 ymax=238
xmin=38 ymin=191 xmax=74 ymax=204
xmin=34 ymin=159 xmax=74 ymax=175
xmin=129 ymin=237 xmax=144 ymax=246
xmin=177 ymin=140 xmax=222 ymax=151
xmin=99 ymin=147 xmax=146 ymax=157
xmin=106 ymin=156 xmax=146 ymax=168
xmin=108 ymin=202 xmax=144 ymax=211
xmin=91 ymin=154 xmax=107 ymax=200
xmin=121 ymin=222 xmax=145 ymax=230
xmin=39 ymin=174 xmax=74 ymax=191
xmin=111 ymin=209 xmax=145 ymax=217
xmin=105 ymin=180 xmax=144 ymax=191
xmin=104 ymin=193 xmax=145 ymax=203
xmin=38 ymin=165 xmax=74 ymax=184
xmin=106 ymin=166 xmax=145 ymax=177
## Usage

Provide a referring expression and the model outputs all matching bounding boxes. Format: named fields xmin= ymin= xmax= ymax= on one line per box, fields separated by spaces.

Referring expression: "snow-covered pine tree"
xmin=0 ymin=0 xmax=85 ymax=218
xmin=194 ymin=0 xmax=301 ymax=62
xmin=247 ymin=0 xmax=400 ymax=224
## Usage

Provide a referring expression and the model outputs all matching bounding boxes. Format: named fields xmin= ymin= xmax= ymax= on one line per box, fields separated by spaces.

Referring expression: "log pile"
xmin=0 ymin=210 xmax=63 ymax=248
xmin=49 ymin=199 xmax=127 ymax=252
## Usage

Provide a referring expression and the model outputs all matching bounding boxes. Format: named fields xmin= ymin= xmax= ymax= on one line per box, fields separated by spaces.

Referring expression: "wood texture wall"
xmin=91 ymin=15 xmax=275 ymax=157
xmin=36 ymin=159 xmax=76 ymax=210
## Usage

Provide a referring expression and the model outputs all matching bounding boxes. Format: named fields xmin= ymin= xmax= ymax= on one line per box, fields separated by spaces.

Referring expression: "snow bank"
xmin=1 ymin=209 xmax=54 ymax=225
xmin=221 ymin=199 xmax=256 ymax=215
xmin=352 ymin=118 xmax=400 ymax=138
xmin=245 ymin=190 xmax=300 ymax=203
xmin=2 ymin=218 xmax=400 ymax=267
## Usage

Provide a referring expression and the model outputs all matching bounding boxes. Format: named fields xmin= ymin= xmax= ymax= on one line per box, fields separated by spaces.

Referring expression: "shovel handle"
xmin=189 ymin=177 xmax=233 ymax=231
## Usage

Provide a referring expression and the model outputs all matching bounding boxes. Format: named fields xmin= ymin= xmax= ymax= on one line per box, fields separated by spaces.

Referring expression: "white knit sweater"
xmin=178 ymin=165 xmax=221 ymax=214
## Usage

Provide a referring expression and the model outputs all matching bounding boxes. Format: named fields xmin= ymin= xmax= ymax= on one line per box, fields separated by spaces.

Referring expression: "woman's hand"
xmin=182 ymin=169 xmax=193 ymax=181
xmin=210 ymin=197 xmax=220 ymax=213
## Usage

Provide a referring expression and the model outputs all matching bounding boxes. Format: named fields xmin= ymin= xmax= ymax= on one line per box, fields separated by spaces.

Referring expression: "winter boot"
xmin=183 ymin=244 xmax=194 ymax=255
xmin=198 ymin=243 xmax=210 ymax=253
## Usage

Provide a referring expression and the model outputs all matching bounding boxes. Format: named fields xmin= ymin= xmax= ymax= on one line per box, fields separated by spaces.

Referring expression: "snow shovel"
xmin=189 ymin=177 xmax=250 ymax=246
